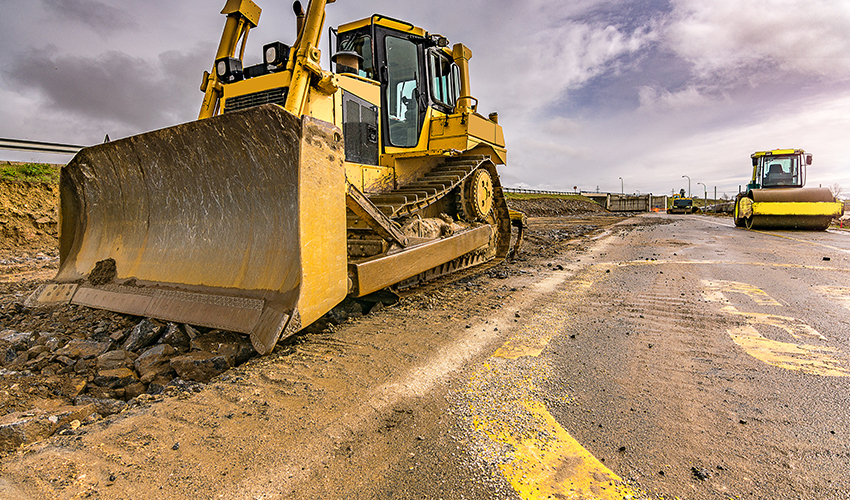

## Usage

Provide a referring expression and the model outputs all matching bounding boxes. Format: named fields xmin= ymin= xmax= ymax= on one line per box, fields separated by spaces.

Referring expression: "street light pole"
xmin=619 ymin=177 xmax=623 ymax=194
xmin=697 ymin=182 xmax=707 ymax=211
xmin=682 ymin=175 xmax=691 ymax=198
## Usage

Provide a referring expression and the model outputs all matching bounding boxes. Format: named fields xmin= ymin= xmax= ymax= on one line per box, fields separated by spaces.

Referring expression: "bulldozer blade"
xmin=55 ymin=104 xmax=348 ymax=354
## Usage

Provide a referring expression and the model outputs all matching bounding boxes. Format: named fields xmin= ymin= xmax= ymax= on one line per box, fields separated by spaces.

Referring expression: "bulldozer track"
xmin=349 ymin=155 xmax=512 ymax=291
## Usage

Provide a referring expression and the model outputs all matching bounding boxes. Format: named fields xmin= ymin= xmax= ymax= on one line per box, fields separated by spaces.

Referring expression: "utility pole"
xmin=714 ymin=186 xmax=717 ymax=214
xmin=619 ymin=177 xmax=623 ymax=194
xmin=682 ymin=175 xmax=691 ymax=198
xmin=698 ymin=182 xmax=707 ymax=211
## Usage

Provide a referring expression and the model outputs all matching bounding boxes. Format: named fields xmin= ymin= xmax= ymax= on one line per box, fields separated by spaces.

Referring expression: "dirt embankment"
xmin=507 ymin=196 xmax=607 ymax=217
xmin=0 ymin=180 xmax=59 ymax=261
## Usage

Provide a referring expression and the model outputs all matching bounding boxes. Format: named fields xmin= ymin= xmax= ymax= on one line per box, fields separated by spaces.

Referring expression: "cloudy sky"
xmin=2 ymin=0 xmax=849 ymax=198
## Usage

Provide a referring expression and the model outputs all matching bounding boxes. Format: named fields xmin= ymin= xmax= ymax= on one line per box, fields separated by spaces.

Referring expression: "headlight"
xmin=263 ymin=41 xmax=290 ymax=66
xmin=214 ymin=57 xmax=243 ymax=83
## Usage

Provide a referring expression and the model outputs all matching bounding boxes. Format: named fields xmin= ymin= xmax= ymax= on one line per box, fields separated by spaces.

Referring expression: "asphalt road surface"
xmin=3 ymin=213 xmax=848 ymax=500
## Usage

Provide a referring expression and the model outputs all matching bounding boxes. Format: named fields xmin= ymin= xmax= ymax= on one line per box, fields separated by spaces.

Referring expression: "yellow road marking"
xmin=747 ymin=229 xmax=850 ymax=254
xmin=467 ymin=268 xmax=642 ymax=499
xmin=721 ymin=306 xmax=825 ymax=340
xmin=702 ymin=279 xmax=782 ymax=306
xmin=699 ymin=281 xmax=847 ymax=376
xmin=818 ymin=286 xmax=850 ymax=311
xmin=475 ymin=400 xmax=638 ymax=499
xmin=728 ymin=325 xmax=848 ymax=377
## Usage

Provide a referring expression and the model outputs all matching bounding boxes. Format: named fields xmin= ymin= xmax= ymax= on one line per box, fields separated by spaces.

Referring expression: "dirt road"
xmin=2 ymin=207 xmax=849 ymax=499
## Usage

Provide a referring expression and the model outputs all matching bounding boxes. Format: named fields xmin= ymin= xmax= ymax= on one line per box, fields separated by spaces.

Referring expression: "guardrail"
xmin=0 ymin=138 xmax=84 ymax=155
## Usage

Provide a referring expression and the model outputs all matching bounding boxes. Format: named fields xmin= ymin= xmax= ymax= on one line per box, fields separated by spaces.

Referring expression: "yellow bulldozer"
xmin=46 ymin=0 xmax=520 ymax=354
xmin=733 ymin=149 xmax=842 ymax=230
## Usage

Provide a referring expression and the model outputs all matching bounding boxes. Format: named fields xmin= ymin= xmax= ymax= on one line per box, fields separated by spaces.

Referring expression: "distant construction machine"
xmin=668 ymin=190 xmax=696 ymax=214
xmin=46 ymin=0 xmax=520 ymax=354
xmin=733 ymin=149 xmax=842 ymax=230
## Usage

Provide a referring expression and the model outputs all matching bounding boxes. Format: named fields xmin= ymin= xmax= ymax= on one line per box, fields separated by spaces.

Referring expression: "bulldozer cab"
xmin=333 ymin=16 xmax=464 ymax=152
xmin=335 ymin=14 xmax=463 ymax=153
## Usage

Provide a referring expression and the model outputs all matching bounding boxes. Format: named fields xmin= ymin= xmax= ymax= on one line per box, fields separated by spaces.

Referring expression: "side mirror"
xmin=806 ymin=154 xmax=813 ymax=165
xmin=751 ymin=157 xmax=758 ymax=167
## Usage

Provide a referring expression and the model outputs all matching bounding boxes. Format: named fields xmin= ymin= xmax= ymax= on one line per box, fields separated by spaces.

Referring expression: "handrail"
xmin=0 ymin=138 xmax=83 ymax=155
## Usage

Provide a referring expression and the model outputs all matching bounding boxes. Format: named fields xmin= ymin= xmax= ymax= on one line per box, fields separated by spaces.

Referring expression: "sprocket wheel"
xmin=460 ymin=168 xmax=494 ymax=221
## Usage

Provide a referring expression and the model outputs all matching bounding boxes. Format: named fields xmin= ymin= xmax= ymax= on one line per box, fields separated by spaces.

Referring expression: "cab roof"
xmin=751 ymin=149 xmax=806 ymax=158
xmin=337 ymin=14 xmax=427 ymax=37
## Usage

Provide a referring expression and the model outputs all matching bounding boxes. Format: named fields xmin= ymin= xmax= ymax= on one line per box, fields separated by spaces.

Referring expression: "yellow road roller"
xmin=734 ymin=149 xmax=842 ymax=230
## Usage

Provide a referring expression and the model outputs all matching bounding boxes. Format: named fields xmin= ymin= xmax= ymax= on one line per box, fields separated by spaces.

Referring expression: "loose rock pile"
xmin=0 ymin=297 xmax=257 ymax=450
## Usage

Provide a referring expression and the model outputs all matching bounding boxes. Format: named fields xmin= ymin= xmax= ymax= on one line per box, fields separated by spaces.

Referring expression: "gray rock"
xmin=190 ymin=331 xmax=255 ymax=366
xmin=55 ymin=339 xmax=112 ymax=360
xmin=135 ymin=344 xmax=177 ymax=384
xmin=55 ymin=355 xmax=76 ymax=367
xmin=0 ymin=330 xmax=34 ymax=351
xmin=93 ymin=367 xmax=139 ymax=389
xmin=96 ymin=350 xmax=137 ymax=371
xmin=74 ymin=395 xmax=126 ymax=416
xmin=158 ymin=323 xmax=190 ymax=351
xmin=0 ymin=348 xmax=17 ymax=366
xmin=184 ymin=324 xmax=201 ymax=340
xmin=123 ymin=319 xmax=164 ymax=352
xmin=170 ymin=352 xmax=229 ymax=383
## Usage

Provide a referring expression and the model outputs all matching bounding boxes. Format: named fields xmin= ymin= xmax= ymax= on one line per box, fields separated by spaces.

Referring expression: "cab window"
xmin=760 ymin=156 xmax=800 ymax=187
xmin=429 ymin=50 xmax=459 ymax=110
xmin=338 ymin=32 xmax=375 ymax=80
xmin=385 ymin=35 xmax=420 ymax=147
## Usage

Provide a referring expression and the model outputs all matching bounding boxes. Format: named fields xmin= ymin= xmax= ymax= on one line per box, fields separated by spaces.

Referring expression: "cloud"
xmin=7 ymin=45 xmax=210 ymax=137
xmin=665 ymin=0 xmax=850 ymax=83
xmin=637 ymin=84 xmax=713 ymax=111
xmin=42 ymin=0 xmax=136 ymax=33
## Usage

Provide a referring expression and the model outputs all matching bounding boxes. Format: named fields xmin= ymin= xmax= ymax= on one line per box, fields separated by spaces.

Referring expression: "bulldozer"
xmin=44 ymin=0 xmax=519 ymax=354
xmin=733 ymin=149 xmax=842 ymax=230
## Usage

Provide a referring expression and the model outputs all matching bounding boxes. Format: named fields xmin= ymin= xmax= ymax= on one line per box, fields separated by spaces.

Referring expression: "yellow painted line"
xmin=475 ymin=400 xmax=638 ymax=499
xmin=747 ymin=229 xmax=850 ymax=254
xmin=603 ymin=259 xmax=848 ymax=273
xmin=494 ymin=337 xmax=551 ymax=359
xmin=702 ymin=279 xmax=782 ymax=306
xmin=466 ymin=268 xmax=643 ymax=499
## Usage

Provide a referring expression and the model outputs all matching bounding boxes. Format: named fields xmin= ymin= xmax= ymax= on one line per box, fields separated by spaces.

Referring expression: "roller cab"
xmin=734 ymin=149 xmax=842 ymax=230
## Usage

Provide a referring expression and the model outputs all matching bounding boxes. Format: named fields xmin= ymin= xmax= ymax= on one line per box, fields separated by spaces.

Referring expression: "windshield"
xmin=760 ymin=155 xmax=801 ymax=187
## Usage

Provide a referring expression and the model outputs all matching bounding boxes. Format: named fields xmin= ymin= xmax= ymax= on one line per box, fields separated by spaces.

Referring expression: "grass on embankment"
xmin=0 ymin=162 xmax=61 ymax=184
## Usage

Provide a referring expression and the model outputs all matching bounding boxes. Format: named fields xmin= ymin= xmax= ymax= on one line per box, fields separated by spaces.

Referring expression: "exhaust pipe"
xmin=293 ymin=1 xmax=305 ymax=36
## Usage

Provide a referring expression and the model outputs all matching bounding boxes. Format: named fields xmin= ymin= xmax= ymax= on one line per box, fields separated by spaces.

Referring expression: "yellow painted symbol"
xmin=818 ymin=286 xmax=850 ymax=311
xmin=702 ymin=281 xmax=847 ymax=377
xmin=728 ymin=324 xmax=848 ymax=377
xmin=702 ymin=279 xmax=782 ymax=306
xmin=475 ymin=401 xmax=638 ymax=499
xmin=721 ymin=305 xmax=847 ymax=377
